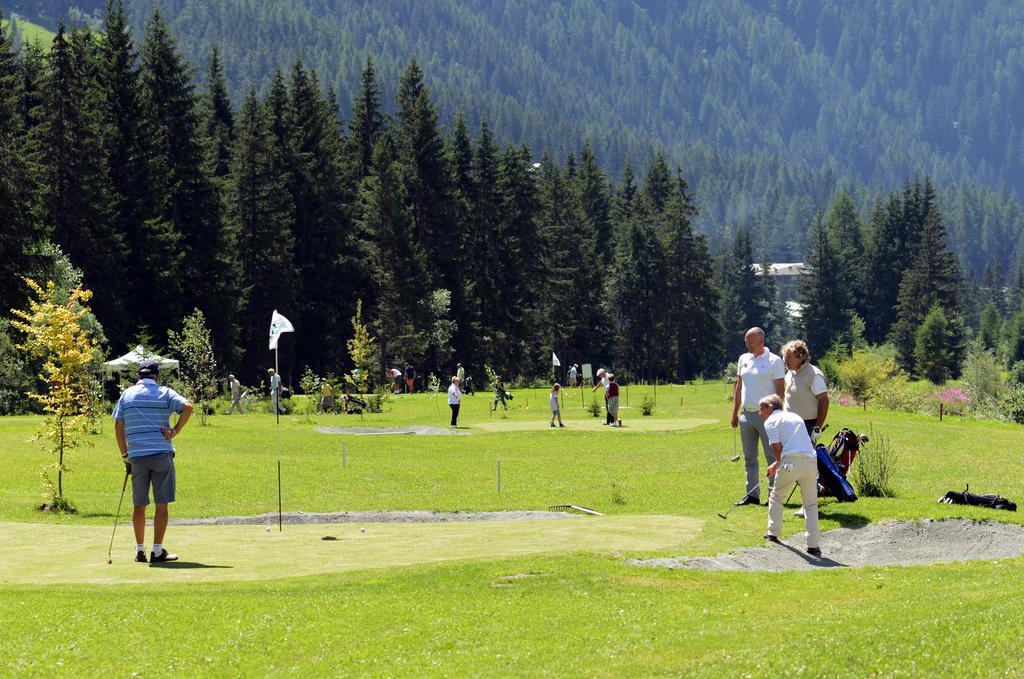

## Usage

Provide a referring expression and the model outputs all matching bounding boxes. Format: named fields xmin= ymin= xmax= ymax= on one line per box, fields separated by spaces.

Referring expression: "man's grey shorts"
xmin=130 ymin=452 xmax=176 ymax=505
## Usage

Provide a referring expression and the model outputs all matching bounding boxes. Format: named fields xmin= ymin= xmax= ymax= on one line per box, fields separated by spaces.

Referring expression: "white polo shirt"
xmin=764 ymin=409 xmax=816 ymax=460
xmin=737 ymin=348 xmax=785 ymax=410
xmin=447 ymin=383 xmax=461 ymax=405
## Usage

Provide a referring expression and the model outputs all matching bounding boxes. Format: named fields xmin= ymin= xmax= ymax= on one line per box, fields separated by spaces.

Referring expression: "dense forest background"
xmin=5 ymin=0 xmax=1024 ymax=272
xmin=4 ymin=1 xmax=1024 ymax=412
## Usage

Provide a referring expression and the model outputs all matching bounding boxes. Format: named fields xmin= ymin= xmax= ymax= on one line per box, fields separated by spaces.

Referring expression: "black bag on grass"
xmin=939 ymin=485 xmax=1017 ymax=512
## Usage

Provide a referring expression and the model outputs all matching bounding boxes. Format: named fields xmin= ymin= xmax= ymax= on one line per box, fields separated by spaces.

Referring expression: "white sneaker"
xmin=794 ymin=507 xmax=806 ymax=518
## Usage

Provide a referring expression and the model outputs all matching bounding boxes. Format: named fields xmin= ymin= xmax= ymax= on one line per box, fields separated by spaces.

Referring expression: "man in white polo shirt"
xmin=730 ymin=327 xmax=785 ymax=506
xmin=759 ymin=394 xmax=821 ymax=556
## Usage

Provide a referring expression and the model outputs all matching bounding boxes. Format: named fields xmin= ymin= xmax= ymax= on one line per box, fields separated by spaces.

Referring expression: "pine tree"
xmin=914 ymin=305 xmax=952 ymax=384
xmin=35 ymin=23 xmax=129 ymax=348
xmin=141 ymin=10 xmax=238 ymax=364
xmin=825 ymin=192 xmax=865 ymax=310
xmin=719 ymin=228 xmax=761 ymax=357
xmin=889 ymin=206 xmax=964 ymax=374
xmin=798 ymin=214 xmax=851 ymax=357
xmin=357 ymin=132 xmax=430 ymax=372
xmin=608 ymin=218 xmax=668 ymax=379
xmin=202 ymin=45 xmax=234 ymax=180
xmin=862 ymin=192 xmax=912 ymax=343
xmin=228 ymin=87 xmax=296 ymax=379
xmin=347 ymin=54 xmax=384 ymax=183
xmin=663 ymin=170 xmax=722 ymax=379
xmin=285 ymin=60 xmax=352 ymax=371
xmin=978 ymin=301 xmax=1001 ymax=352
xmin=575 ymin=140 xmax=614 ymax=263
xmin=0 ymin=11 xmax=46 ymax=315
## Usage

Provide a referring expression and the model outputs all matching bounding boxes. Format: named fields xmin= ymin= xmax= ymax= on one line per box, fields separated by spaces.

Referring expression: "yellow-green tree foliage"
xmin=11 ymin=278 xmax=99 ymax=510
xmin=346 ymin=299 xmax=376 ymax=393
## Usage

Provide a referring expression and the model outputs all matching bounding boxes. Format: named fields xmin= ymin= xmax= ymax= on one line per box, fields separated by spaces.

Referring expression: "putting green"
xmin=0 ymin=514 xmax=701 ymax=585
xmin=472 ymin=417 xmax=716 ymax=432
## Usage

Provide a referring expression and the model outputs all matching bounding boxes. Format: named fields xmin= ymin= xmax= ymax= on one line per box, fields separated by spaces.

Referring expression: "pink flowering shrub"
xmin=837 ymin=394 xmax=861 ymax=407
xmin=934 ymin=386 xmax=970 ymax=416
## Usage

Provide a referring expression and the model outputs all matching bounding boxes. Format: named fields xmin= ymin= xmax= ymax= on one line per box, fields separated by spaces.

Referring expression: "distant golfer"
xmin=226 ymin=374 xmax=243 ymax=414
xmin=592 ymin=368 xmax=612 ymax=424
xmin=550 ymin=383 xmax=565 ymax=428
xmin=268 ymin=368 xmax=286 ymax=414
xmin=404 ymin=363 xmax=416 ymax=393
xmin=568 ymin=364 xmax=578 ymax=387
xmin=607 ymin=373 xmax=621 ymax=427
xmin=448 ymin=376 xmax=462 ymax=427
xmin=760 ymin=394 xmax=821 ymax=557
xmin=388 ymin=367 xmax=402 ymax=393
xmin=781 ymin=339 xmax=829 ymax=440
xmin=319 ymin=379 xmax=335 ymax=415
xmin=730 ymin=327 xmax=785 ymax=506
xmin=456 ymin=363 xmax=465 ymax=384
xmin=113 ymin=359 xmax=192 ymax=563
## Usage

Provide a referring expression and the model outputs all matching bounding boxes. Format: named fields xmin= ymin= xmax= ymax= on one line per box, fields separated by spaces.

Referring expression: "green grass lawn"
xmin=1 ymin=382 xmax=1022 ymax=676
xmin=1 ymin=14 xmax=55 ymax=47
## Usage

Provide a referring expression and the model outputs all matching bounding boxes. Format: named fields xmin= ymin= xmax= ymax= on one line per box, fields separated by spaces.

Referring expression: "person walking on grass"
xmin=404 ymin=363 xmax=416 ymax=393
xmin=319 ymin=378 xmax=335 ymax=415
xmin=550 ymin=383 xmax=565 ymax=428
xmin=730 ymin=327 xmax=785 ymax=506
xmin=759 ymin=394 xmax=822 ymax=557
xmin=113 ymin=359 xmax=193 ymax=563
xmin=448 ymin=376 xmax=462 ymax=428
xmin=607 ymin=373 xmax=621 ymax=426
xmin=226 ymin=374 xmax=243 ymax=414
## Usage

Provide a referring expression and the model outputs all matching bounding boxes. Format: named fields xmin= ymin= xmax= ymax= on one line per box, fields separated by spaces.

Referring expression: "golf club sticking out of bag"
xmin=716 ymin=484 xmax=761 ymax=519
xmin=107 ymin=468 xmax=130 ymax=564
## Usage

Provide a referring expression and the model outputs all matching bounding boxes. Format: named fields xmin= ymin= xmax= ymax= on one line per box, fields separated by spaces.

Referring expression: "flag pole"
xmin=276 ymin=345 xmax=282 ymax=532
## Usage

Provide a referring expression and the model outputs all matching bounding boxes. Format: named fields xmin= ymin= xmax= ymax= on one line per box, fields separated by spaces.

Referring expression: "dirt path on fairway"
xmin=316 ymin=425 xmax=470 ymax=436
xmin=170 ymin=510 xmax=575 ymax=526
xmin=631 ymin=519 xmax=1024 ymax=572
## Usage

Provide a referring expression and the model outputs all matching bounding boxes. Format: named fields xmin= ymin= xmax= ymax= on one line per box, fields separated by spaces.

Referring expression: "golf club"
xmin=716 ymin=483 xmax=761 ymax=519
xmin=730 ymin=426 xmax=739 ymax=462
xmin=107 ymin=468 xmax=130 ymax=564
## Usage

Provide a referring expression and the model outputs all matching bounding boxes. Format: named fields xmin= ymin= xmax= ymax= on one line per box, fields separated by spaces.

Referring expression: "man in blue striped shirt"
xmin=113 ymin=359 xmax=193 ymax=563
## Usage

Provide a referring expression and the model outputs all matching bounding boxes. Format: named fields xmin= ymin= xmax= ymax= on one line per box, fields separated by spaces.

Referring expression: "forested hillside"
xmin=5 ymin=0 xmax=1024 ymax=274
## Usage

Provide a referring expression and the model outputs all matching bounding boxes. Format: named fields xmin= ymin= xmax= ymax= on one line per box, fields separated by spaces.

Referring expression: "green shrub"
xmin=367 ymin=386 xmax=390 ymax=414
xmin=1009 ymin=361 xmax=1024 ymax=387
xmin=641 ymin=395 xmax=655 ymax=416
xmin=999 ymin=384 xmax=1024 ymax=424
xmin=872 ymin=374 xmax=929 ymax=413
xmin=852 ymin=427 xmax=897 ymax=497
xmin=835 ymin=346 xmax=900 ymax=404
xmin=588 ymin=393 xmax=603 ymax=417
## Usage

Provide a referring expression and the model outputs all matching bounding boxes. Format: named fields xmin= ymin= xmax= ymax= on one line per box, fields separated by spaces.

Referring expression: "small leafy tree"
xmin=852 ymin=427 xmax=898 ymax=497
xmin=167 ymin=308 xmax=218 ymax=426
xmin=11 ymin=279 xmax=100 ymax=511
xmin=347 ymin=299 xmax=376 ymax=394
xmin=299 ymin=365 xmax=320 ymax=422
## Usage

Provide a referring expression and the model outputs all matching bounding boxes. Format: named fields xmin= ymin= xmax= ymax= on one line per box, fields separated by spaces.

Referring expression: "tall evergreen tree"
xmin=862 ymin=192 xmax=912 ymax=343
xmin=889 ymin=207 xmax=965 ymax=374
xmin=824 ymin=192 xmax=865 ymax=312
xmin=228 ymin=87 xmax=296 ymax=379
xmin=608 ymin=218 xmax=668 ymax=379
xmin=141 ymin=10 xmax=238 ymax=363
xmin=35 ymin=23 xmax=127 ymax=347
xmin=202 ymin=45 xmax=234 ymax=180
xmin=719 ymin=228 xmax=761 ymax=357
xmin=285 ymin=60 xmax=352 ymax=371
xmin=357 ymin=132 xmax=430 ymax=373
xmin=347 ymin=54 xmax=384 ymax=183
xmin=978 ymin=300 xmax=1001 ymax=353
xmin=0 ymin=10 xmax=46 ymax=314
xmin=914 ymin=305 xmax=953 ymax=384
xmin=575 ymin=140 xmax=614 ymax=263
xmin=663 ymin=170 xmax=722 ymax=379
xmin=798 ymin=214 xmax=851 ymax=357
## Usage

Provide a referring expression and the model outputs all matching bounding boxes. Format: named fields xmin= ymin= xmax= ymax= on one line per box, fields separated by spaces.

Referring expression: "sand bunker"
xmin=316 ymin=425 xmax=470 ymax=436
xmin=169 ymin=509 xmax=575 ymax=526
xmin=631 ymin=519 xmax=1024 ymax=572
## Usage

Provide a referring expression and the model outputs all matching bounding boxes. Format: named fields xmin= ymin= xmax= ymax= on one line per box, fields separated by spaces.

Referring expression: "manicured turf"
xmin=1 ymin=382 xmax=1023 ymax=675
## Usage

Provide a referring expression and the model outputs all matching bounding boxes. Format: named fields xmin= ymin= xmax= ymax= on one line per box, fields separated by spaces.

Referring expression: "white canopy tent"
xmin=102 ymin=345 xmax=179 ymax=375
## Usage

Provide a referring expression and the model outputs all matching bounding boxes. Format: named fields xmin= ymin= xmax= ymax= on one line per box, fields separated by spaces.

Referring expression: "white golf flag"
xmin=268 ymin=310 xmax=294 ymax=350
xmin=552 ymin=352 xmax=561 ymax=367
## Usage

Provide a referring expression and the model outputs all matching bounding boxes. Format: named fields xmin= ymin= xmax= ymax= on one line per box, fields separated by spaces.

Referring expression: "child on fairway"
xmin=550 ymin=383 xmax=565 ymax=428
